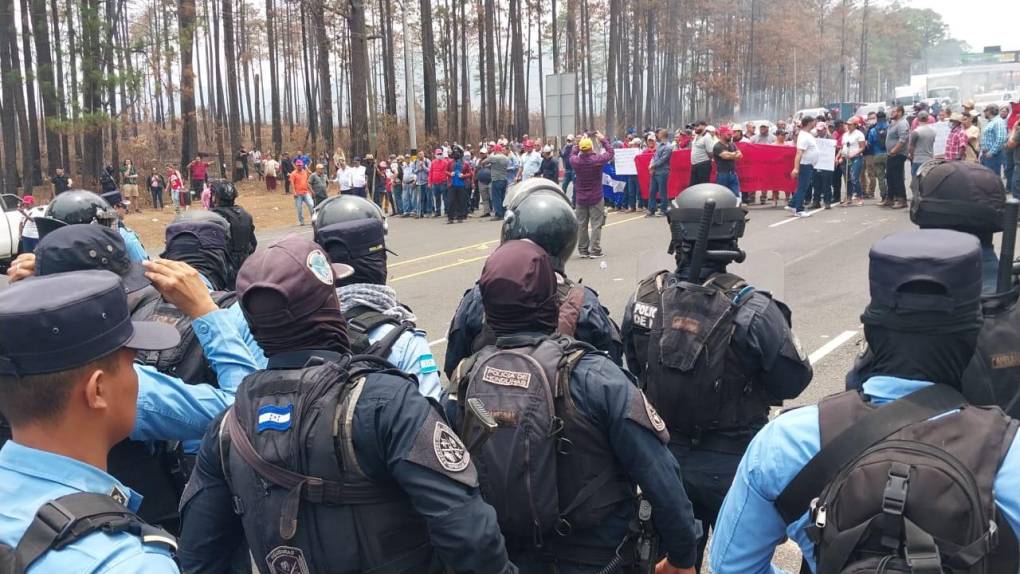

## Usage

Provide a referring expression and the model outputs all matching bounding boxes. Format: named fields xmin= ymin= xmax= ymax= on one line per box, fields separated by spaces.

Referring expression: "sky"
xmin=905 ymin=0 xmax=1015 ymax=51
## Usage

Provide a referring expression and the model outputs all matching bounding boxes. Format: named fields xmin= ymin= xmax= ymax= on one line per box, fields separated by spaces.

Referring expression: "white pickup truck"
xmin=0 ymin=194 xmax=36 ymax=271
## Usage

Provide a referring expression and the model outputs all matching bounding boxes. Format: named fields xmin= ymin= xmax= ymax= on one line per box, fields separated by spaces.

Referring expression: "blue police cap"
xmin=34 ymin=225 xmax=150 ymax=293
xmin=101 ymin=190 xmax=128 ymax=207
xmin=163 ymin=221 xmax=228 ymax=250
xmin=315 ymin=219 xmax=395 ymax=263
xmin=0 ymin=270 xmax=180 ymax=376
xmin=868 ymin=229 xmax=982 ymax=313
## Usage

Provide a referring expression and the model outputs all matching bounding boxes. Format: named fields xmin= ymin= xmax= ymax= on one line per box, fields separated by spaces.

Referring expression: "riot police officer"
xmin=621 ymin=183 xmax=813 ymax=570
xmin=450 ymin=239 xmax=700 ymax=574
xmin=848 ymin=160 xmax=1020 ymax=418
xmin=32 ymin=188 xmax=118 ymax=237
xmin=209 ymin=179 xmax=257 ymax=271
xmin=162 ymin=218 xmax=236 ymax=291
xmin=445 ymin=178 xmax=623 ymax=379
xmin=313 ymin=194 xmax=442 ymax=401
xmin=4 ymin=224 xmax=262 ymax=532
xmin=101 ymin=189 xmax=149 ymax=262
xmin=0 ymin=270 xmax=182 ymax=572
xmin=178 ymin=235 xmax=516 ymax=574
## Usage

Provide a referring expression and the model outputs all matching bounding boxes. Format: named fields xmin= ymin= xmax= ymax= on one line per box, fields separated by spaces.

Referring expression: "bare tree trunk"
xmin=163 ymin=0 xmax=176 ymax=125
xmin=484 ymin=0 xmax=497 ymax=133
xmin=211 ymin=0 xmax=226 ymax=176
xmin=419 ymin=0 xmax=438 ymax=136
xmin=311 ymin=0 xmax=334 ymax=153
xmin=79 ymin=0 xmax=104 ymax=184
xmin=0 ymin=0 xmax=20 ymax=193
xmin=31 ymin=0 xmax=61 ymax=172
xmin=459 ymin=0 xmax=468 ymax=143
xmin=299 ymin=3 xmax=318 ymax=146
xmin=219 ymin=0 xmax=240 ymax=165
xmin=509 ymin=0 xmax=526 ymax=137
xmin=535 ymin=0 xmax=544 ymax=134
xmin=66 ymin=0 xmax=82 ymax=172
xmin=19 ymin=0 xmax=43 ymax=184
xmin=476 ymin=0 xmax=486 ymax=136
xmin=240 ymin=0 xmax=256 ymax=144
xmin=179 ymin=0 xmax=198 ymax=169
xmin=105 ymin=0 xmax=119 ymax=172
xmin=643 ymin=5 xmax=654 ymax=129
xmin=551 ymin=0 xmax=557 ymax=73
xmin=266 ymin=0 xmax=282 ymax=154
xmin=605 ymin=0 xmax=619 ymax=138
xmin=349 ymin=0 xmax=370 ymax=156
xmin=50 ymin=0 xmax=68 ymax=166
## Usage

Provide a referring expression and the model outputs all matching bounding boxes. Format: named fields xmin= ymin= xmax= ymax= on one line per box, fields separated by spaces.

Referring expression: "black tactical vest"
xmin=213 ymin=205 xmax=256 ymax=270
xmin=635 ymin=271 xmax=771 ymax=443
xmin=222 ymin=357 xmax=434 ymax=574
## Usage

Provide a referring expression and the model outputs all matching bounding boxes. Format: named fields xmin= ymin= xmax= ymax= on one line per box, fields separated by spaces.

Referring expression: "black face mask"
xmin=336 ymin=250 xmax=388 ymax=287
xmin=862 ymin=324 xmax=979 ymax=389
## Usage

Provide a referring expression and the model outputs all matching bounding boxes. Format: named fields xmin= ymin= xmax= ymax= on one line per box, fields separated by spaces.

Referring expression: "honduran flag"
xmin=602 ymin=163 xmax=626 ymax=206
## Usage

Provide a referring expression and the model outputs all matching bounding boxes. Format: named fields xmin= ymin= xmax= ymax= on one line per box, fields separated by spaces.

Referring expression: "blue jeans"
xmin=561 ymin=170 xmax=575 ymax=197
xmin=648 ymin=171 xmax=670 ymax=214
xmin=417 ymin=184 xmax=430 ymax=215
xmin=791 ymin=164 xmax=815 ymax=212
xmin=401 ymin=183 xmax=417 ymax=214
xmin=812 ymin=169 xmax=833 ymax=205
xmin=1005 ymin=162 xmax=1015 ymax=197
xmin=431 ymin=183 xmax=446 ymax=216
xmin=848 ymin=156 xmax=863 ymax=198
xmin=981 ymin=151 xmax=1003 ymax=177
xmin=624 ymin=176 xmax=638 ymax=209
xmin=351 ymin=186 xmax=366 ymax=198
xmin=393 ymin=184 xmax=404 ymax=215
xmin=294 ymin=194 xmax=314 ymax=224
xmin=716 ymin=171 xmax=740 ymax=199
xmin=490 ymin=179 xmax=508 ymax=217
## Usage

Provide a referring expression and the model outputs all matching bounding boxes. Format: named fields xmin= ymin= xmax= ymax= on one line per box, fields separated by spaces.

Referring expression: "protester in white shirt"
xmin=841 ymin=117 xmax=867 ymax=206
xmin=788 ymin=116 xmax=819 ymax=216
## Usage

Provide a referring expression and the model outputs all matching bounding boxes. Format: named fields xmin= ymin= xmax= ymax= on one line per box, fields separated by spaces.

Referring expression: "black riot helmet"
xmin=910 ymin=160 xmax=1005 ymax=240
xmin=210 ymin=179 xmax=239 ymax=207
xmin=501 ymin=178 xmax=578 ymax=272
xmin=174 ymin=209 xmax=232 ymax=239
xmin=667 ymin=183 xmax=747 ymax=265
xmin=313 ymin=194 xmax=387 ymax=235
xmin=34 ymin=189 xmax=117 ymax=238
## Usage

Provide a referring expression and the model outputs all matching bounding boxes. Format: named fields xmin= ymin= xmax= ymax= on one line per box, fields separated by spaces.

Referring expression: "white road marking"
xmin=808 ymin=330 xmax=858 ymax=365
xmin=428 ymin=337 xmax=447 ymax=347
xmin=768 ymin=208 xmax=824 ymax=228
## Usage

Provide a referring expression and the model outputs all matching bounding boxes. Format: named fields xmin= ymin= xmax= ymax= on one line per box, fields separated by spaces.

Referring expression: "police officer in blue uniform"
xmin=709 ymin=229 xmax=1020 ymax=573
xmin=445 ymin=178 xmax=623 ymax=379
xmin=3 ymin=224 xmax=262 ymax=532
xmin=0 ymin=270 xmax=182 ymax=573
xmin=101 ymin=190 xmax=149 ymax=263
xmin=621 ymin=183 xmax=813 ymax=571
xmin=178 ymin=235 xmax=516 ymax=574
xmin=451 ymin=239 xmax=700 ymax=574
xmin=313 ymin=194 xmax=442 ymax=401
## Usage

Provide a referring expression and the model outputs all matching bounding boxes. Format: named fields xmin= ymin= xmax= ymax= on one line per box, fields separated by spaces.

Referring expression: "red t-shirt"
xmin=189 ymin=161 xmax=208 ymax=181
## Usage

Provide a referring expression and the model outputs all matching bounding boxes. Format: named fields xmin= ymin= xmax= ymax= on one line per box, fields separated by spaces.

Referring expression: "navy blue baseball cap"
xmin=101 ymin=190 xmax=129 ymax=207
xmin=0 ymin=270 xmax=180 ymax=376
xmin=315 ymin=219 xmax=395 ymax=263
xmin=34 ymin=225 xmax=150 ymax=293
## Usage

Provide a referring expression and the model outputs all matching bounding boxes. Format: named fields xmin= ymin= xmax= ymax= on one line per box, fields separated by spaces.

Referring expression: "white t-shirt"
xmin=797 ymin=131 xmax=819 ymax=166
xmin=843 ymin=130 xmax=865 ymax=158
xmin=350 ymin=166 xmax=367 ymax=188
xmin=263 ymin=159 xmax=279 ymax=178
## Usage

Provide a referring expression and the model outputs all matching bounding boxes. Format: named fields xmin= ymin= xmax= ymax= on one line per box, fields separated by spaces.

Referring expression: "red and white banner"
xmin=635 ymin=143 xmax=799 ymax=199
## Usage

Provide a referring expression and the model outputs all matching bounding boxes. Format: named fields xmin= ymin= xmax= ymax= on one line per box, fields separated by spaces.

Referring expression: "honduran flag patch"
xmin=257 ymin=404 xmax=293 ymax=433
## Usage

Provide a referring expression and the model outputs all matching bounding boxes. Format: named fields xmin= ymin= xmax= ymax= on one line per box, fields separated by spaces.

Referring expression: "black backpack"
xmin=0 ymin=493 xmax=176 ymax=574
xmin=776 ymin=385 xmax=1020 ymax=574
xmin=344 ymin=305 xmax=416 ymax=359
xmin=640 ymin=272 xmax=771 ymax=438
xmin=134 ymin=290 xmax=239 ymax=386
xmin=454 ymin=335 xmax=634 ymax=544
xmin=220 ymin=353 xmax=436 ymax=574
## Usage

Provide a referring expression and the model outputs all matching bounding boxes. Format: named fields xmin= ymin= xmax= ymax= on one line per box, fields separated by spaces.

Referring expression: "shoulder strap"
xmin=363 ymin=322 xmax=415 ymax=360
xmin=556 ymin=286 xmax=586 ymax=338
xmin=345 ymin=306 xmax=401 ymax=335
xmin=775 ymin=384 xmax=968 ymax=523
xmin=703 ymin=272 xmax=747 ymax=293
xmin=9 ymin=492 xmax=176 ymax=573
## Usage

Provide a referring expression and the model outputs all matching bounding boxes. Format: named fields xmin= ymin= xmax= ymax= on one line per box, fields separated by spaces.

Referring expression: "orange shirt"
xmin=289 ymin=169 xmax=310 ymax=195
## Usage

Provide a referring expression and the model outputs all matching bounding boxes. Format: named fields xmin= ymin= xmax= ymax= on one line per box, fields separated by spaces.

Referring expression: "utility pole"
xmin=401 ymin=0 xmax=416 ymax=149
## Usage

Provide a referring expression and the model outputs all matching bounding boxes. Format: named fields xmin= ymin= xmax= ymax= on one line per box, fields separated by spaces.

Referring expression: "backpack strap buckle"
xmin=36 ymin=501 xmax=76 ymax=547
xmin=880 ymin=463 xmax=911 ymax=549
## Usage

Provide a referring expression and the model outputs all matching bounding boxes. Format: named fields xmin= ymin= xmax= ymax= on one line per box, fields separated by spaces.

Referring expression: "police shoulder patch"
xmin=481 ymin=365 xmax=532 ymax=388
xmin=433 ymin=421 xmax=470 ymax=472
xmin=257 ymin=404 xmax=293 ymax=433
xmin=625 ymin=387 xmax=670 ymax=444
xmin=419 ymin=353 xmax=438 ymax=374
xmin=306 ymin=249 xmax=334 ymax=285
xmin=266 ymin=546 xmax=309 ymax=574
xmin=404 ymin=410 xmax=478 ymax=487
